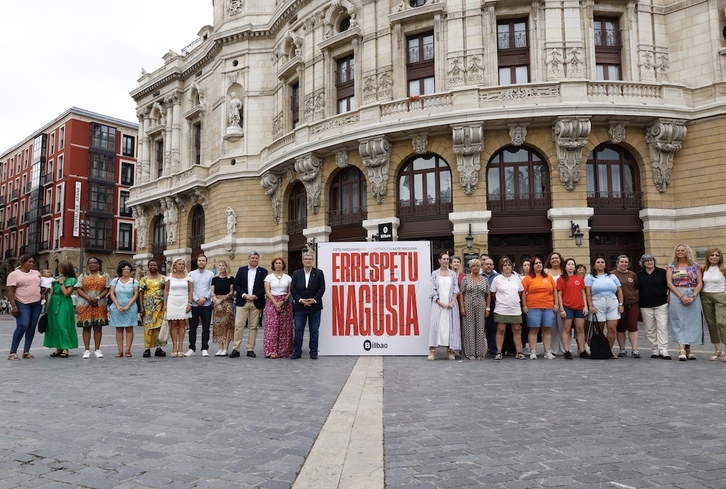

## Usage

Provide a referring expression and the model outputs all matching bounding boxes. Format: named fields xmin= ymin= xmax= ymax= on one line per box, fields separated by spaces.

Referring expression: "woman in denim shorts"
xmin=585 ymin=256 xmax=624 ymax=355
xmin=522 ymin=257 xmax=558 ymax=359
xmin=557 ymin=258 xmax=589 ymax=359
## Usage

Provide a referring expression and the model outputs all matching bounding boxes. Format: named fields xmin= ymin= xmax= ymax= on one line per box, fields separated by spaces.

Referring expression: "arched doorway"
xmin=396 ymin=153 xmax=454 ymax=269
xmin=586 ymin=144 xmax=644 ymax=270
xmin=189 ymin=205 xmax=205 ymax=270
xmin=328 ymin=167 xmax=367 ymax=242
xmin=152 ymin=215 xmax=167 ymax=274
xmin=486 ymin=146 xmax=551 ymax=268
xmin=287 ymin=182 xmax=307 ymax=274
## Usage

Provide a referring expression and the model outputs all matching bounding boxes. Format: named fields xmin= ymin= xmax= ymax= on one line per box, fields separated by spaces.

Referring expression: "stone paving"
xmin=2 ymin=314 xmax=726 ymax=488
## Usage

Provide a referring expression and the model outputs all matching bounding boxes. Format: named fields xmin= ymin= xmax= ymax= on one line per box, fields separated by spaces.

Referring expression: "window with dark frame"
xmin=329 ymin=168 xmax=367 ymax=226
xmin=122 ymin=135 xmax=135 ymax=157
xmin=120 ymin=191 xmax=131 ymax=216
xmin=291 ymin=83 xmax=300 ymax=129
xmin=87 ymin=216 xmax=112 ymax=249
xmin=89 ymin=183 xmax=114 ymax=214
xmin=118 ymin=223 xmax=133 ymax=251
xmin=397 ymin=154 xmax=453 ymax=218
xmin=90 ymin=123 xmax=116 ymax=151
xmin=336 ymin=55 xmax=356 ymax=114
xmin=594 ymin=17 xmax=622 ymax=81
xmin=497 ymin=19 xmax=529 ymax=85
xmin=89 ymin=153 xmax=114 ymax=181
xmin=120 ymin=163 xmax=134 ymax=186
xmin=407 ymin=32 xmax=435 ymax=97
xmin=286 ymin=182 xmax=307 ymax=235
xmin=486 ymin=147 xmax=550 ymax=212
xmin=586 ymin=145 xmax=640 ymax=208
xmin=193 ymin=122 xmax=201 ymax=165
xmin=155 ymin=140 xmax=164 ymax=178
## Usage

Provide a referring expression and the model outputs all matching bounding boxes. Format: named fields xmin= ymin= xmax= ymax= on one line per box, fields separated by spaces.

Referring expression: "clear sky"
xmin=0 ymin=1 xmax=213 ymax=152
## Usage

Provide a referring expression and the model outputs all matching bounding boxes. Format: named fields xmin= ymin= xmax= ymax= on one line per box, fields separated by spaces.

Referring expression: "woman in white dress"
xmin=427 ymin=252 xmax=461 ymax=360
xmin=163 ymin=258 xmax=193 ymax=358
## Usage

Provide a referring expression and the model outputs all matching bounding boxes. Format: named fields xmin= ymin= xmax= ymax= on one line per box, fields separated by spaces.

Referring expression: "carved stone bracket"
xmin=552 ymin=117 xmax=591 ymax=190
xmin=261 ymin=172 xmax=283 ymax=225
xmin=359 ymin=136 xmax=391 ymax=204
xmin=452 ymin=124 xmax=484 ymax=195
xmin=131 ymin=206 xmax=148 ymax=250
xmin=411 ymin=135 xmax=428 ymax=154
xmin=608 ymin=123 xmax=627 ymax=144
xmin=508 ymin=124 xmax=528 ymax=146
xmin=188 ymin=188 xmax=209 ymax=209
xmin=644 ymin=120 xmax=686 ymax=193
xmin=335 ymin=150 xmax=350 ymax=168
xmin=295 ymin=153 xmax=324 ymax=214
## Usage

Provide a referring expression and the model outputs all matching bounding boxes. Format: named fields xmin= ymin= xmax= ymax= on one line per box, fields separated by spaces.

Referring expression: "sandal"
xmin=515 ymin=352 xmax=526 ymax=360
xmin=22 ymin=351 xmax=34 ymax=359
xmin=115 ymin=352 xmax=123 ymax=358
xmin=678 ymin=350 xmax=687 ymax=361
xmin=710 ymin=350 xmax=722 ymax=361
xmin=50 ymin=351 xmax=63 ymax=357
xmin=7 ymin=353 xmax=20 ymax=361
xmin=494 ymin=353 xmax=503 ymax=361
xmin=125 ymin=352 xmax=132 ymax=358
xmin=60 ymin=351 xmax=68 ymax=358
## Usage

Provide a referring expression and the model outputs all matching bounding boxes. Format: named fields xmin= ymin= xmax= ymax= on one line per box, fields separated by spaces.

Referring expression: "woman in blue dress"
xmin=109 ymin=260 xmax=139 ymax=357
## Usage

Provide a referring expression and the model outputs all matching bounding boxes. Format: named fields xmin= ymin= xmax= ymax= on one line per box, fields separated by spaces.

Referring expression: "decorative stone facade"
xmin=128 ymin=0 xmax=726 ymax=271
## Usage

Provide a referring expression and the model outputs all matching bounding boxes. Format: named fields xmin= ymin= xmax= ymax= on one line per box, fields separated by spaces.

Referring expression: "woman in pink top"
xmin=6 ymin=254 xmax=43 ymax=360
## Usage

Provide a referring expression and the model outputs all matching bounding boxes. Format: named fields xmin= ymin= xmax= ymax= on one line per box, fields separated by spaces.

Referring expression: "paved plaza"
xmin=1 ymin=314 xmax=725 ymax=488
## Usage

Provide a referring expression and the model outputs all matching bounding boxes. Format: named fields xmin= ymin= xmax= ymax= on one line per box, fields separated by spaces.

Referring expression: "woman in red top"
xmin=557 ymin=258 xmax=589 ymax=359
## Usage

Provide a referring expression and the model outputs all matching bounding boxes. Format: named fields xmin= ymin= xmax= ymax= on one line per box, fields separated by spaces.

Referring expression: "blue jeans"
xmin=11 ymin=300 xmax=42 ymax=354
xmin=293 ymin=309 xmax=321 ymax=356
xmin=189 ymin=305 xmax=212 ymax=351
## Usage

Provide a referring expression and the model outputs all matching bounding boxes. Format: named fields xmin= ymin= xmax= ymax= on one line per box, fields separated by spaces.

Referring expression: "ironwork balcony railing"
xmin=116 ymin=241 xmax=136 ymax=252
xmin=286 ymin=217 xmax=307 ymax=235
xmin=39 ymin=241 xmax=49 ymax=251
xmin=487 ymin=192 xmax=551 ymax=212
xmin=6 ymin=217 xmax=17 ymax=227
xmin=41 ymin=204 xmax=52 ymax=216
xmin=586 ymin=191 xmax=642 ymax=209
xmin=328 ymin=207 xmax=367 ymax=227
xmin=86 ymin=238 xmax=114 ymax=252
xmin=188 ymin=235 xmax=204 ymax=250
xmin=10 ymin=189 xmax=19 ymax=201
xmin=397 ymin=199 xmax=453 ymax=220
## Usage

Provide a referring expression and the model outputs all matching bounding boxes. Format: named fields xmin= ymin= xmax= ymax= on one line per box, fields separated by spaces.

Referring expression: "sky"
xmin=0 ymin=1 xmax=213 ymax=152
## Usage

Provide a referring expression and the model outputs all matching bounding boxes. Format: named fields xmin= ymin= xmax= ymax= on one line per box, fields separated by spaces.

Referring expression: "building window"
xmin=193 ymin=122 xmax=201 ymax=165
xmin=291 ymin=83 xmax=300 ymax=129
xmin=122 ymin=135 xmax=135 ymax=157
xmin=487 ymin=147 xmax=550 ymax=211
xmin=336 ymin=55 xmax=356 ymax=114
xmin=286 ymin=182 xmax=307 ymax=235
xmin=586 ymin=145 xmax=640 ymax=208
xmin=120 ymin=163 xmax=134 ymax=186
xmin=594 ymin=17 xmax=622 ymax=81
xmin=407 ymin=32 xmax=435 ymax=97
xmin=89 ymin=153 xmax=115 ymax=181
xmin=339 ymin=16 xmax=351 ymax=32
xmin=89 ymin=184 xmax=114 ymax=214
xmin=90 ymin=123 xmax=116 ymax=151
xmin=57 ymin=155 xmax=63 ymax=179
xmin=50 ymin=134 xmax=55 ymax=155
xmin=410 ymin=0 xmax=426 ymax=6
xmin=119 ymin=191 xmax=131 ymax=216
xmin=59 ymin=127 xmax=65 ymax=149
xmin=190 ymin=205 xmax=205 ymax=255
xmin=497 ymin=19 xmax=529 ymax=85
xmin=118 ymin=223 xmax=133 ymax=251
xmin=329 ymin=168 xmax=367 ymax=226
xmin=88 ymin=217 xmax=112 ymax=250
xmin=155 ymin=140 xmax=164 ymax=178
xmin=55 ymin=183 xmax=64 ymax=212
xmin=397 ymin=154 xmax=453 ymax=218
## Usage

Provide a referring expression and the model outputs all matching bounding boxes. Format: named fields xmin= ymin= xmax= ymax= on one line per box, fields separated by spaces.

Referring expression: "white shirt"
xmin=247 ymin=267 xmax=258 ymax=296
xmin=189 ymin=269 xmax=214 ymax=306
xmin=703 ymin=266 xmax=726 ymax=293
xmin=265 ymin=273 xmax=292 ymax=296
xmin=490 ymin=274 xmax=524 ymax=316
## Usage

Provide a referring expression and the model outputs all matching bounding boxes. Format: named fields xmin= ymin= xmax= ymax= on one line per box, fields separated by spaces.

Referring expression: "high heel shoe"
xmin=710 ymin=350 xmax=722 ymax=361
xmin=678 ymin=350 xmax=687 ymax=361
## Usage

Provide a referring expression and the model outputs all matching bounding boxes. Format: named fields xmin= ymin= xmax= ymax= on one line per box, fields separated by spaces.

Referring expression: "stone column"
xmin=136 ymin=107 xmax=149 ymax=184
xmin=168 ymin=92 xmax=182 ymax=173
xmin=163 ymin=103 xmax=173 ymax=176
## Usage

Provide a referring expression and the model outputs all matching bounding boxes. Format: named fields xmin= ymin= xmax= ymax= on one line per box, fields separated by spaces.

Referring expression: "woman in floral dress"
xmin=139 ymin=259 xmax=167 ymax=358
xmin=75 ymin=257 xmax=110 ymax=359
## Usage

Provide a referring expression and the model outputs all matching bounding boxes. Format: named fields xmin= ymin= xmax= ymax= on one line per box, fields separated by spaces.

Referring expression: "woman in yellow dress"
xmin=139 ymin=259 xmax=167 ymax=358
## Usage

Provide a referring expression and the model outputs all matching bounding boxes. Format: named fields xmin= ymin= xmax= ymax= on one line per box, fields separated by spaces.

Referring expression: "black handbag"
xmin=37 ymin=313 xmax=48 ymax=334
xmin=586 ymin=313 xmax=612 ymax=359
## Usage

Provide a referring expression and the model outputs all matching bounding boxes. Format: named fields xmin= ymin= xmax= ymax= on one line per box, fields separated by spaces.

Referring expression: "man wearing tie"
xmin=230 ymin=251 xmax=267 ymax=358
xmin=290 ymin=252 xmax=326 ymax=359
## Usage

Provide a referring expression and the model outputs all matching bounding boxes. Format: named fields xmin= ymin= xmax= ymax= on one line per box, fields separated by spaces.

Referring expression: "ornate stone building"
xmin=129 ymin=0 xmax=726 ymax=272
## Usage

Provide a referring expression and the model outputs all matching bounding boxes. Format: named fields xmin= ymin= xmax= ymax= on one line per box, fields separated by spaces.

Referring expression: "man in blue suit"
xmin=231 ymin=251 xmax=268 ymax=358
xmin=290 ymin=252 xmax=326 ymax=359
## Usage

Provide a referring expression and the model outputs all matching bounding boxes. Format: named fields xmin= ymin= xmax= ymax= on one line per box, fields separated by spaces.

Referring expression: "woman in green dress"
xmin=139 ymin=259 xmax=167 ymax=357
xmin=44 ymin=261 xmax=78 ymax=358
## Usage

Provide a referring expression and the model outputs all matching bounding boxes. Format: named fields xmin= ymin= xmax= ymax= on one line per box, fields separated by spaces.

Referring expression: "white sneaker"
xmin=184 ymin=349 xmax=195 ymax=357
xmin=214 ymin=350 xmax=223 ymax=356
xmin=82 ymin=350 xmax=91 ymax=359
xmin=202 ymin=350 xmax=209 ymax=357
xmin=544 ymin=351 xmax=556 ymax=360
xmin=94 ymin=350 xmax=103 ymax=358
xmin=530 ymin=352 xmax=537 ymax=360
xmin=220 ymin=349 xmax=227 ymax=356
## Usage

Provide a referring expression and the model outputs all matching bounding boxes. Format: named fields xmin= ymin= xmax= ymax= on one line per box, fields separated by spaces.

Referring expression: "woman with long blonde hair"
xmin=666 ymin=244 xmax=704 ymax=361
xmin=163 ymin=258 xmax=193 ymax=357
xmin=701 ymin=247 xmax=726 ymax=361
xmin=211 ymin=259 xmax=235 ymax=356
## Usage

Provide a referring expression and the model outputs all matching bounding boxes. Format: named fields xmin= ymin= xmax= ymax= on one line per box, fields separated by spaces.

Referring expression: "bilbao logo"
xmin=363 ymin=340 xmax=388 ymax=351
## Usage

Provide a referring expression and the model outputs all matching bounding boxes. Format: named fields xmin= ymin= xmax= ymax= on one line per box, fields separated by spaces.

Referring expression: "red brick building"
xmin=0 ymin=108 xmax=138 ymax=292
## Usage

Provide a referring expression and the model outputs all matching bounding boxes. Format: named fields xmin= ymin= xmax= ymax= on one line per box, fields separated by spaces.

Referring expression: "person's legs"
xmin=22 ymin=301 xmax=41 ymax=353
xmin=562 ymin=318 xmax=573 ymax=353
xmin=528 ymin=327 xmax=540 ymax=356
xmin=232 ymin=304 xmax=250 ymax=352
xmin=247 ymin=307 xmax=261 ymax=352
xmin=495 ymin=323 xmax=506 ymax=355
xmin=125 ymin=326 xmax=134 ymax=354
xmin=200 ymin=305 xmax=212 ymax=351
xmin=10 ymin=301 xmax=32 ymax=353
xmin=82 ymin=327 xmax=91 ymax=350
xmin=653 ymin=303 xmax=670 ymax=357
xmin=574 ymin=317 xmax=586 ymax=353
xmin=115 ymin=327 xmax=124 ymax=356
xmin=188 ymin=306 xmax=201 ymax=351
xmin=640 ymin=307 xmax=658 ymax=356
xmin=292 ymin=310 xmax=308 ymax=357
xmin=93 ymin=326 xmax=103 ymax=351
xmin=511 ymin=324 xmax=522 ymax=353
xmin=308 ymin=310 xmax=321 ymax=357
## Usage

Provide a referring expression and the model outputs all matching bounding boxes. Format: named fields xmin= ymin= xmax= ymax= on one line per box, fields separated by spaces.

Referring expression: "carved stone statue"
xmin=228 ymin=92 xmax=242 ymax=127
xmin=226 ymin=207 xmax=237 ymax=237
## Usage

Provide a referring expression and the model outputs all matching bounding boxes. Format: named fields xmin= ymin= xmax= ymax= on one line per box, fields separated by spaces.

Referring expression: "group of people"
xmin=428 ymin=244 xmax=726 ymax=363
xmin=5 ymin=251 xmax=327 ymax=361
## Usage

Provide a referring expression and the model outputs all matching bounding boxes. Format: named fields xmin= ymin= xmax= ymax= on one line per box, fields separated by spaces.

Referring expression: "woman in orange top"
xmin=522 ymin=257 xmax=558 ymax=360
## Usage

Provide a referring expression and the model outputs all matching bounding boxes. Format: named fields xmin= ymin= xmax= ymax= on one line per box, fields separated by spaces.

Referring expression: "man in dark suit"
xmin=230 ymin=251 xmax=267 ymax=358
xmin=290 ymin=252 xmax=326 ymax=359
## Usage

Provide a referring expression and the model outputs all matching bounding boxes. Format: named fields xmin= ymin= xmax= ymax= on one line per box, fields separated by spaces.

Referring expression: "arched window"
xmin=287 ymin=182 xmax=307 ymax=235
xmin=586 ymin=144 xmax=640 ymax=209
xmin=329 ymin=168 xmax=367 ymax=226
xmin=397 ymin=154 xmax=452 ymax=219
xmin=486 ymin=146 xmax=549 ymax=211
xmin=189 ymin=205 xmax=205 ymax=268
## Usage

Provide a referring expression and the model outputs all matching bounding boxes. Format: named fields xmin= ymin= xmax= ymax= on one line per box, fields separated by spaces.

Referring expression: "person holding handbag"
xmin=586 ymin=256 xmax=624 ymax=358
xmin=139 ymin=259 xmax=167 ymax=358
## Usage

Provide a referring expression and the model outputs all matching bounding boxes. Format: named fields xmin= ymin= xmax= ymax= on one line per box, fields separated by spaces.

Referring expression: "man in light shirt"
xmin=231 ymin=251 xmax=268 ymax=358
xmin=186 ymin=254 xmax=214 ymax=357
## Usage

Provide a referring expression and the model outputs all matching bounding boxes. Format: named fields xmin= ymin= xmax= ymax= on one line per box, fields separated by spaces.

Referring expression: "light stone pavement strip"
xmin=3 ymin=315 xmax=726 ymax=489
xmin=292 ymin=356 xmax=383 ymax=489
